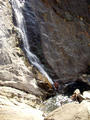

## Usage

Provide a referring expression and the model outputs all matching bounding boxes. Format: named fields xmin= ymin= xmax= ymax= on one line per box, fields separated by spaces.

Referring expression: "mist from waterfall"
xmin=11 ymin=0 xmax=54 ymax=86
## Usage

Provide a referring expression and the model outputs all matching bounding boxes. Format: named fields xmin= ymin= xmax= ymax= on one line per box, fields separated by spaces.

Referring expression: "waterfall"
xmin=11 ymin=0 xmax=54 ymax=87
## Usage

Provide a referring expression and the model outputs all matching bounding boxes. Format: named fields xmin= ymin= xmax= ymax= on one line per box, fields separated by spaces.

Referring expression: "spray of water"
xmin=11 ymin=0 xmax=54 ymax=87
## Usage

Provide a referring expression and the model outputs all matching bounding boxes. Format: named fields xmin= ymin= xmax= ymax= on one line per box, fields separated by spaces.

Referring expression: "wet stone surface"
xmin=21 ymin=0 xmax=90 ymax=87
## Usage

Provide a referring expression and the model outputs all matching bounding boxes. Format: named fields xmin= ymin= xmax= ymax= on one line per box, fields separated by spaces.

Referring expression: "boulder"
xmin=0 ymin=104 xmax=44 ymax=120
xmin=45 ymin=102 xmax=90 ymax=120
xmin=0 ymin=105 xmax=43 ymax=120
xmin=83 ymin=91 xmax=90 ymax=99
xmin=0 ymin=86 xmax=44 ymax=120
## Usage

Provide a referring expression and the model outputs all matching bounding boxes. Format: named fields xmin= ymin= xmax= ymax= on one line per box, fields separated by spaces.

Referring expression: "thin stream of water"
xmin=11 ymin=0 xmax=54 ymax=87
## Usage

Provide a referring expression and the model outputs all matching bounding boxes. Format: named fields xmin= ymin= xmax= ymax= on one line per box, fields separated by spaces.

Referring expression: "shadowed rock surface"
xmin=23 ymin=0 xmax=90 ymax=85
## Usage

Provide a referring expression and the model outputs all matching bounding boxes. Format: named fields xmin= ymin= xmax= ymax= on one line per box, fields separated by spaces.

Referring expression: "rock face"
xmin=23 ymin=0 xmax=90 ymax=84
xmin=0 ymin=0 xmax=45 ymax=97
xmin=0 ymin=1 xmax=51 ymax=119
xmin=0 ymin=0 xmax=90 ymax=120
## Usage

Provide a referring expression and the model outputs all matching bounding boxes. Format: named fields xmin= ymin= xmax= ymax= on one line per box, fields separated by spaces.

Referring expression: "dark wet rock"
xmin=22 ymin=0 xmax=90 ymax=87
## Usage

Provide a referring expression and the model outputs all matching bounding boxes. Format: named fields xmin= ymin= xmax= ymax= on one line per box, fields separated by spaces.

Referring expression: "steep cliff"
xmin=0 ymin=0 xmax=90 ymax=120
xmin=23 ymin=0 xmax=90 ymax=85
xmin=0 ymin=0 xmax=48 ymax=97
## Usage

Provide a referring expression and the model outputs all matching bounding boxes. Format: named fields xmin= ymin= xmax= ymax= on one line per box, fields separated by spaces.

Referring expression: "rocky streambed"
xmin=0 ymin=0 xmax=90 ymax=120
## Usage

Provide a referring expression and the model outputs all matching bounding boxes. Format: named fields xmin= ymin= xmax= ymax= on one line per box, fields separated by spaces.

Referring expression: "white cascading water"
xmin=11 ymin=0 xmax=54 ymax=87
